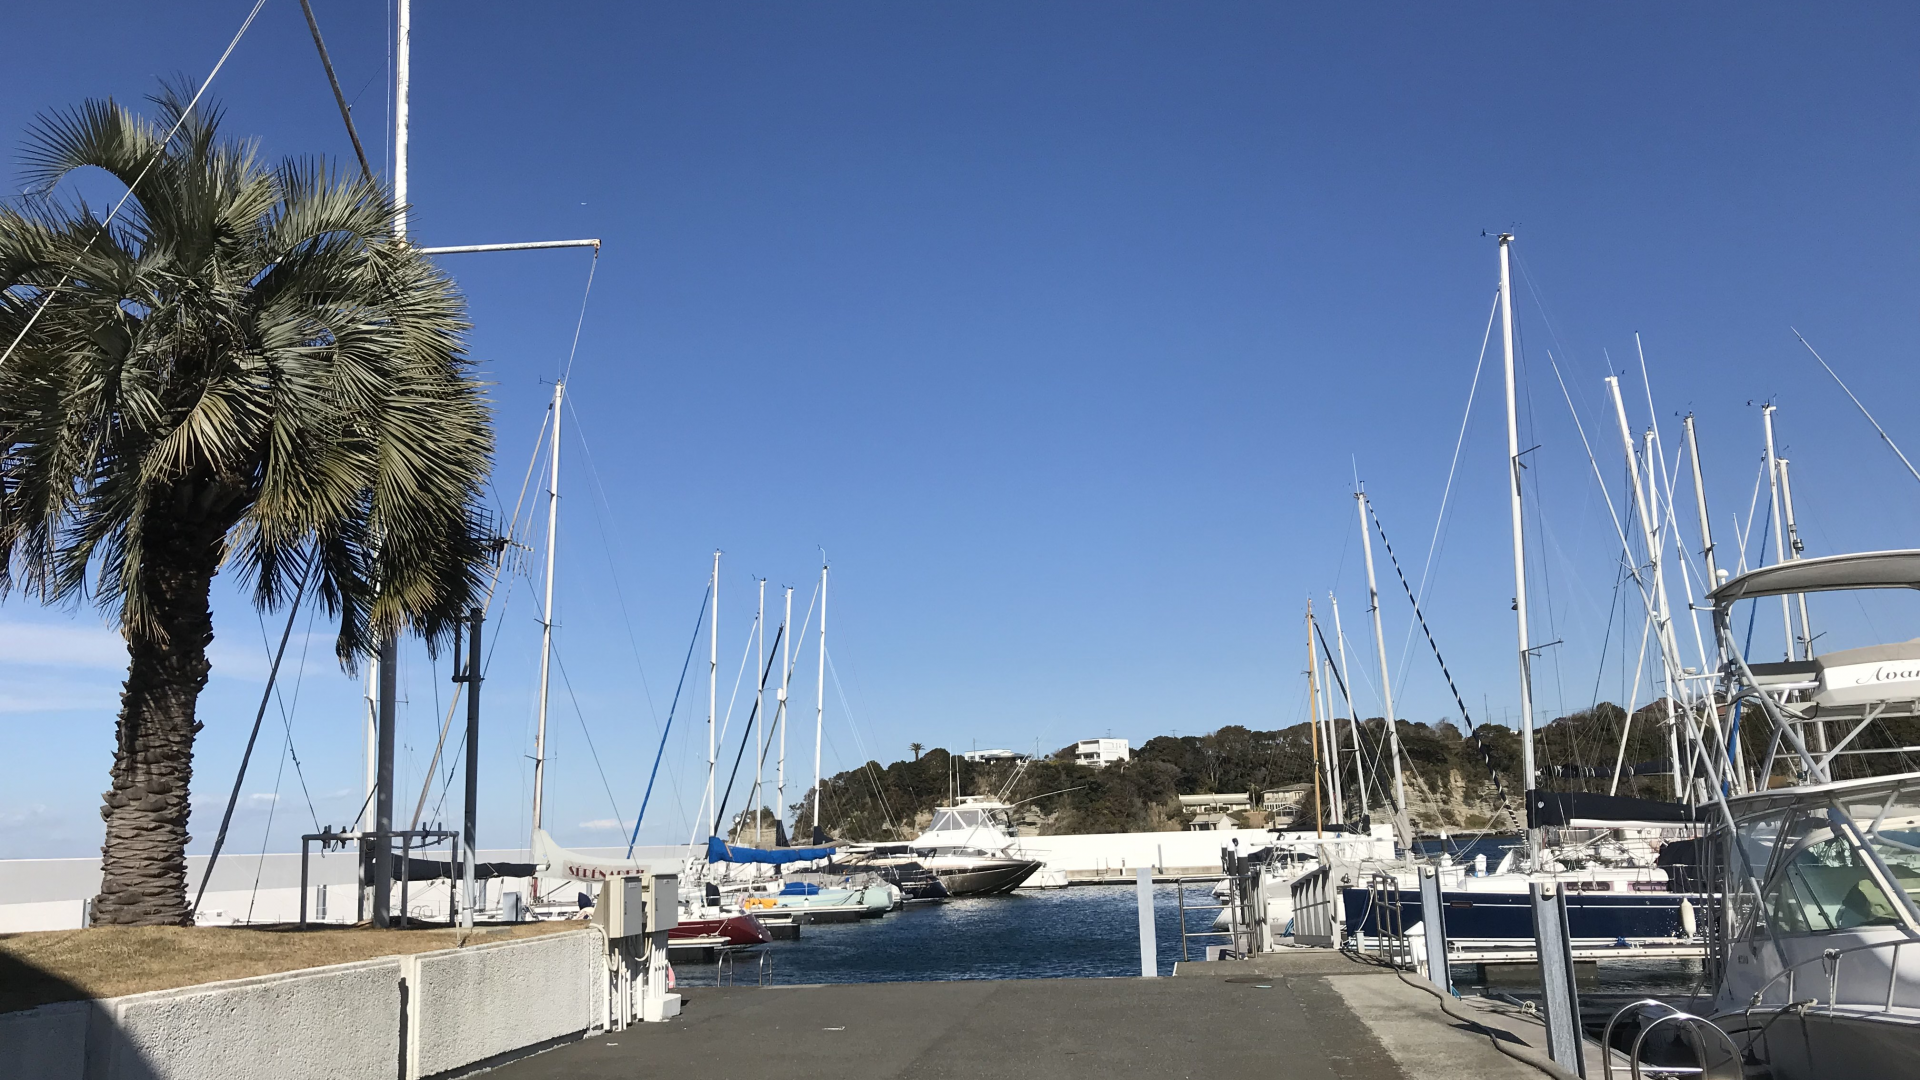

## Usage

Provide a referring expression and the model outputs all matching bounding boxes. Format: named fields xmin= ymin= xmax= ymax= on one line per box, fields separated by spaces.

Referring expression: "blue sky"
xmin=4 ymin=3 xmax=1919 ymax=858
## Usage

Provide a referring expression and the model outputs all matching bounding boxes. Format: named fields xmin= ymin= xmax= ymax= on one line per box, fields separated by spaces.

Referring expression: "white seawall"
xmin=0 ymin=930 xmax=606 ymax=1080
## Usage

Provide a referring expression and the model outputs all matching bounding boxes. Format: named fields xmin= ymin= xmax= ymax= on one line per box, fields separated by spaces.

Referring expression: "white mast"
xmin=1330 ymin=593 xmax=1368 ymax=822
xmin=1496 ymin=234 xmax=1538 ymax=859
xmin=1305 ymin=601 xmax=1325 ymax=837
xmin=1644 ymin=426 xmax=1686 ymax=802
xmin=1606 ymin=378 xmax=1686 ymax=803
xmin=1777 ymin=456 xmax=1813 ymax=657
xmin=530 ymin=380 xmax=562 ymax=840
xmin=393 ymin=0 xmax=409 ymax=238
xmin=1685 ymin=414 xmax=1743 ymax=790
xmin=813 ymin=560 xmax=827 ymax=843
xmin=705 ymin=551 xmax=719 ymax=842
xmin=1355 ymin=489 xmax=1408 ymax=834
xmin=754 ymin=578 xmax=766 ymax=844
xmin=1776 ymin=455 xmax=1822 ymax=754
xmin=1317 ymin=612 xmax=1342 ymax=824
xmin=1761 ymin=406 xmax=1796 ymax=660
xmin=777 ymin=585 xmax=792 ymax=839
xmin=1683 ymin=415 xmax=1719 ymax=588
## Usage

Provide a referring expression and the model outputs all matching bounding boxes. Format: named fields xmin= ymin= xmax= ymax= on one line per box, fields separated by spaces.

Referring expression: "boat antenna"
xmin=1793 ymin=329 xmax=1920 ymax=487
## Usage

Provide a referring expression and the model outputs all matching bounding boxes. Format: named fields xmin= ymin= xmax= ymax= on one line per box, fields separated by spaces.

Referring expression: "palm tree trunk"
xmin=92 ymin=511 xmax=224 ymax=927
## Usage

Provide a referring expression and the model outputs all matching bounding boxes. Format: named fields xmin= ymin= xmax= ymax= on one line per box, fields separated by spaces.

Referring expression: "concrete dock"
xmin=493 ymin=950 xmax=1602 ymax=1079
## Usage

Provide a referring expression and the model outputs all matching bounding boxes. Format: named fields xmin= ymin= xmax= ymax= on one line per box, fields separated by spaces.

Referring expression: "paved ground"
xmin=494 ymin=952 xmax=1556 ymax=1080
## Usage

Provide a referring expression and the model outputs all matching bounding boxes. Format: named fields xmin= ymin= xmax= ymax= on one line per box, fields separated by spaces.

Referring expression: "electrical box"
xmin=647 ymin=873 xmax=678 ymax=933
xmin=596 ymin=876 xmax=647 ymax=939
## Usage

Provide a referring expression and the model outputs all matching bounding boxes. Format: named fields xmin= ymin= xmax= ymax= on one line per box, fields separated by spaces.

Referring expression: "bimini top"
xmin=1708 ymin=550 xmax=1920 ymax=607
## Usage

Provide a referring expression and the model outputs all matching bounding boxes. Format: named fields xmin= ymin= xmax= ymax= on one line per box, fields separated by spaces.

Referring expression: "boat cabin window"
xmin=1842 ymin=791 xmax=1920 ymax=913
xmin=929 ymin=809 xmax=986 ymax=832
xmin=1761 ymin=810 xmax=1903 ymax=934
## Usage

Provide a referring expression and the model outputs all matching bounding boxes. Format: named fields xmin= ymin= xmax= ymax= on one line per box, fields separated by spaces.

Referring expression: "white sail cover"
xmin=531 ymin=829 xmax=670 ymax=882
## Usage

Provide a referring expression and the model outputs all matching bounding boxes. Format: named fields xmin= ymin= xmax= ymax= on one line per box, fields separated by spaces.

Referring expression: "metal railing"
xmin=714 ymin=948 xmax=774 ymax=987
xmin=1602 ymin=998 xmax=1740 ymax=1080
xmin=1359 ymin=872 xmax=1412 ymax=967
xmin=1174 ymin=875 xmax=1232 ymax=961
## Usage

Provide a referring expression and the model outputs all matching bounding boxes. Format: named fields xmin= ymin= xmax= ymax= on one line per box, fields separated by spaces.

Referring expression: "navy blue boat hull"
xmin=1340 ymin=886 xmax=1703 ymax=944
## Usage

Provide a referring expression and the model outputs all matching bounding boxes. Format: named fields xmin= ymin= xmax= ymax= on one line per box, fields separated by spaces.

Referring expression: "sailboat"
xmin=1293 ymin=236 xmax=1709 ymax=954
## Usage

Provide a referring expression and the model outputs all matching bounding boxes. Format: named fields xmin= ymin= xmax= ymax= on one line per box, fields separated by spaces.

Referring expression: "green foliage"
xmin=0 ymin=87 xmax=492 ymax=660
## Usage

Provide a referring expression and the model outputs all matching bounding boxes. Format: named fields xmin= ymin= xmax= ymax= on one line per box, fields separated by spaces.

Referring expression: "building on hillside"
xmin=1071 ymin=738 xmax=1130 ymax=768
xmin=1177 ymin=789 xmax=1306 ymax=830
xmin=958 ymin=748 xmax=1026 ymax=763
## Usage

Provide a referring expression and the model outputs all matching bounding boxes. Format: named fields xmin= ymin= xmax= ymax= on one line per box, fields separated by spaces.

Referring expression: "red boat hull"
xmin=669 ymin=912 xmax=770 ymax=947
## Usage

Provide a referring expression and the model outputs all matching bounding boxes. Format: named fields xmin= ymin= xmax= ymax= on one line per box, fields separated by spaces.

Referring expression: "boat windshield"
xmin=1762 ymin=810 xmax=1905 ymax=933
xmin=1840 ymin=789 xmax=1920 ymax=913
xmin=929 ymin=809 xmax=990 ymax=832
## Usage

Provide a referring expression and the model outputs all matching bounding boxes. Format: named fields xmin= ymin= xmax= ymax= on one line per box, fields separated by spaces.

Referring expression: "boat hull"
xmin=1710 ymin=1007 xmax=1920 ymax=1080
xmin=1341 ymin=886 xmax=1703 ymax=945
xmin=669 ymin=912 xmax=770 ymax=947
xmin=932 ymin=859 xmax=1043 ymax=896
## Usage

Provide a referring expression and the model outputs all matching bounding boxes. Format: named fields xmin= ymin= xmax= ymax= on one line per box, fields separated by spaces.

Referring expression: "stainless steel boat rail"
xmin=1173 ymin=875 xmax=1231 ymax=961
xmin=1739 ymin=937 xmax=1917 ymax=1017
xmin=1626 ymin=1010 xmax=1738 ymax=1080
xmin=1600 ymin=997 xmax=1741 ymax=1080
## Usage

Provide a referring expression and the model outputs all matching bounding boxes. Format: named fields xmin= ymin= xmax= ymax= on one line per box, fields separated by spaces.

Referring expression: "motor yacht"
xmin=901 ymin=797 xmax=1042 ymax=896
xmin=1690 ymin=552 xmax=1920 ymax=1080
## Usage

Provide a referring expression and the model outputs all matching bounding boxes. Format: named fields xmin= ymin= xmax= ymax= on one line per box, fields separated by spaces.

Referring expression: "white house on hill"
xmin=1072 ymin=738 xmax=1130 ymax=768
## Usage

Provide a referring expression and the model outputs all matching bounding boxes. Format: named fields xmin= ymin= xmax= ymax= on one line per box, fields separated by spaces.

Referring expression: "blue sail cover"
xmin=706 ymin=836 xmax=837 ymax=865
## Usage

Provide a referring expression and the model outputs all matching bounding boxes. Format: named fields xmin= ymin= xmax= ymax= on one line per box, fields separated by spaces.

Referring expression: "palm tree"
xmin=910 ymin=742 xmax=924 ymax=760
xmin=0 ymin=90 xmax=492 ymax=926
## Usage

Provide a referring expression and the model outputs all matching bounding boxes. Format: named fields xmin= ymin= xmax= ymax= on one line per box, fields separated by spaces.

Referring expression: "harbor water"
xmin=678 ymin=880 xmax=1705 ymax=999
xmin=678 ymin=882 xmax=1223 ymax=984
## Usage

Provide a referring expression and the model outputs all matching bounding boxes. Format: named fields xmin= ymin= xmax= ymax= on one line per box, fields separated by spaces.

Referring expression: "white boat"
xmin=1690 ymin=552 xmax=1920 ymax=1079
xmin=904 ymin=797 xmax=1043 ymax=895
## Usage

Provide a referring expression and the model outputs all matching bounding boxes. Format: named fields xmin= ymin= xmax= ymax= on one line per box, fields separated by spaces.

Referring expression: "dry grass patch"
xmin=0 ymin=921 xmax=585 ymax=1014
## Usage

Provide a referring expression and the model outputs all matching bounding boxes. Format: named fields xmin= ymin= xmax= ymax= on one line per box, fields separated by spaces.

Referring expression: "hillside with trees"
xmin=780 ymin=700 xmax=1920 ymax=842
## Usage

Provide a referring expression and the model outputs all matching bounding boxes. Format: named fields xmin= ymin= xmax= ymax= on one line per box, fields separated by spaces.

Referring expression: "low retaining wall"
xmin=0 ymin=930 xmax=603 ymax=1080
xmin=406 ymin=931 xmax=604 ymax=1079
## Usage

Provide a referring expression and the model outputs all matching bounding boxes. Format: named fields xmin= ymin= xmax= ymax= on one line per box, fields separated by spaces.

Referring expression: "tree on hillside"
xmin=0 ymin=90 xmax=490 ymax=925
xmin=910 ymin=742 xmax=923 ymax=760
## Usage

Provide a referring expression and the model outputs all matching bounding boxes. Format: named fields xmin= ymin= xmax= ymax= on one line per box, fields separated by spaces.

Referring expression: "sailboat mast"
xmin=1356 ymin=489 xmax=1408 ymax=830
xmin=778 ymin=585 xmax=792 ymax=836
xmin=755 ymin=578 xmax=766 ymax=844
xmin=393 ymin=0 xmax=409 ymax=237
xmin=531 ymin=380 xmax=562 ymax=839
xmin=1306 ymin=601 xmax=1324 ymax=837
xmin=1318 ymin=611 xmax=1342 ymax=825
xmin=1608 ymin=378 xmax=1686 ymax=803
xmin=1644 ymin=426 xmax=1686 ymax=802
xmin=813 ymin=561 xmax=827 ymax=842
xmin=1330 ymin=593 xmax=1369 ymax=822
xmin=1496 ymin=234 xmax=1538 ymax=859
xmin=706 ymin=551 xmax=719 ymax=842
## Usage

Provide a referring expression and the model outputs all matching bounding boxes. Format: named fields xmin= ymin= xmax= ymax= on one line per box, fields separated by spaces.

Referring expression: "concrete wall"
xmin=1012 ymin=828 xmax=1280 ymax=876
xmin=0 ymin=931 xmax=605 ymax=1080
xmin=405 ymin=931 xmax=603 ymax=1079
xmin=105 ymin=957 xmax=404 ymax=1080
xmin=0 ymin=846 xmax=688 ymax=932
